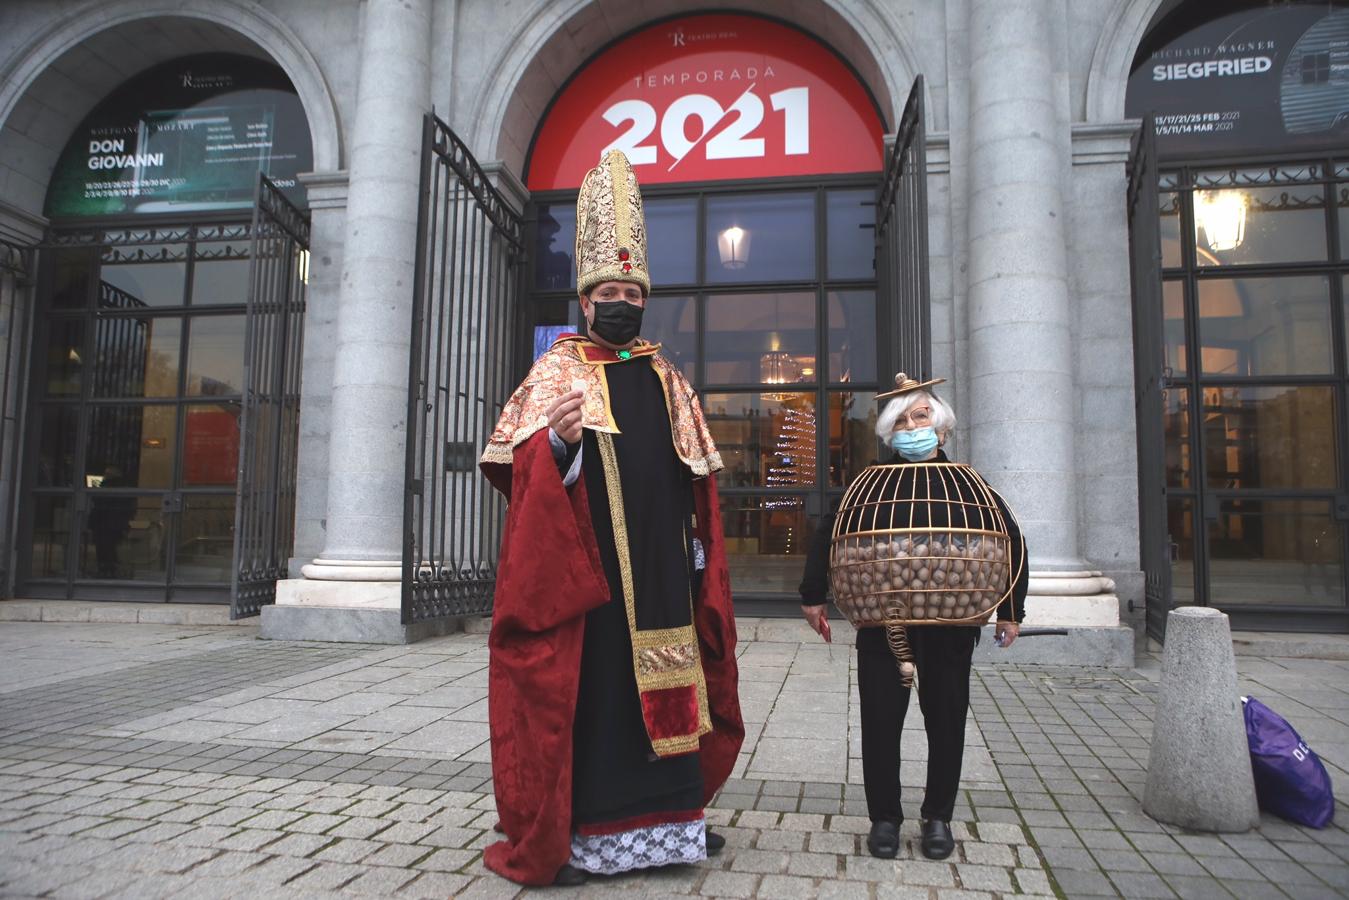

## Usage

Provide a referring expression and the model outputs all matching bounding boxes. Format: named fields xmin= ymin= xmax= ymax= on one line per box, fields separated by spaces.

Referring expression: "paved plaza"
xmin=0 ymin=615 xmax=1346 ymax=899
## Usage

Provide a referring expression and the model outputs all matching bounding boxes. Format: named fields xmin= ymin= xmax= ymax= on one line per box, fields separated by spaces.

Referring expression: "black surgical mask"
xmin=588 ymin=300 xmax=643 ymax=346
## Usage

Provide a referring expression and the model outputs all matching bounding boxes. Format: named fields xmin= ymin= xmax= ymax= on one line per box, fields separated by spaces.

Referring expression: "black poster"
xmin=1127 ymin=4 xmax=1349 ymax=157
xmin=46 ymin=54 xmax=312 ymax=218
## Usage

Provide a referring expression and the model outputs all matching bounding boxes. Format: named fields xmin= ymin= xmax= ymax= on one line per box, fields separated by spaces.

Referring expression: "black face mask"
xmin=588 ymin=300 xmax=643 ymax=346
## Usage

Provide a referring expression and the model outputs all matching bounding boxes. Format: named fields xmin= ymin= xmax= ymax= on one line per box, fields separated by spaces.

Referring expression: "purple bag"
xmin=1242 ymin=696 xmax=1335 ymax=828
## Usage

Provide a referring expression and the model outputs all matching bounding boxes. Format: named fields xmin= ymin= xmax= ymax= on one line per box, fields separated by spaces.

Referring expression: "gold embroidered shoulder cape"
xmin=481 ymin=335 xmax=723 ymax=476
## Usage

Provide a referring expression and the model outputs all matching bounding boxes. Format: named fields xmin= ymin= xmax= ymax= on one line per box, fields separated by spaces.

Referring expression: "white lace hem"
xmin=569 ymin=818 xmax=706 ymax=875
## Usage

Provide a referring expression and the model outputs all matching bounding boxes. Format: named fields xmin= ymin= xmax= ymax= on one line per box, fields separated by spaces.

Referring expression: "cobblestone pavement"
xmin=0 ymin=618 xmax=1346 ymax=899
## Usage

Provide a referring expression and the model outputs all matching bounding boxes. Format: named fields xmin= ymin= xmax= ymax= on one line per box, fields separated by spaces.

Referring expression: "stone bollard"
xmin=1143 ymin=607 xmax=1259 ymax=832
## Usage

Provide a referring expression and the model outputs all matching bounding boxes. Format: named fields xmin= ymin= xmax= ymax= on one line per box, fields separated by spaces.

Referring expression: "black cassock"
xmin=570 ymin=355 xmax=704 ymax=829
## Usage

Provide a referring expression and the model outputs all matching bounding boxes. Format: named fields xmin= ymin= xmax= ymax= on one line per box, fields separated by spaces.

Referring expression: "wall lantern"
xmin=1194 ymin=190 xmax=1248 ymax=253
xmin=718 ymin=225 xmax=751 ymax=269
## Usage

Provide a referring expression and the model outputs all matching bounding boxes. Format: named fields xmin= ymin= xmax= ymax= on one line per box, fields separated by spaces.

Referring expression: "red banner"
xmin=527 ymin=14 xmax=884 ymax=191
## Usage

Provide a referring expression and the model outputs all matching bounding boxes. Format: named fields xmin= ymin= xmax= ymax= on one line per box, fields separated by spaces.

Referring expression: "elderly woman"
xmin=799 ymin=374 xmax=1028 ymax=861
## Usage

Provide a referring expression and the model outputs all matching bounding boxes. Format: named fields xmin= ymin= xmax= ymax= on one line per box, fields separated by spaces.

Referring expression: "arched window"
xmin=1127 ymin=2 xmax=1349 ymax=631
xmin=526 ymin=13 xmax=888 ymax=603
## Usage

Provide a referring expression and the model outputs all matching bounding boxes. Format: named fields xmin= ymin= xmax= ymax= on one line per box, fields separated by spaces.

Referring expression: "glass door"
xmin=527 ymin=179 xmax=883 ymax=605
xmin=23 ymin=224 xmax=251 ymax=602
xmin=1158 ymin=162 xmax=1349 ymax=632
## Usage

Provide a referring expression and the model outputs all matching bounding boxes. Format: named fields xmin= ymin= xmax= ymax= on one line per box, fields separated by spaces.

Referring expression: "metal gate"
xmin=1126 ymin=115 xmax=1173 ymax=642
xmin=402 ymin=114 xmax=525 ymax=625
xmin=876 ymin=75 xmax=931 ymax=381
xmin=231 ymin=175 xmax=310 ymax=618
xmin=0 ymin=237 xmax=34 ymax=598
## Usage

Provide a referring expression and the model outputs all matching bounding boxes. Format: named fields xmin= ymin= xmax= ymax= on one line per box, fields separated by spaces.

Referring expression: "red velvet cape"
xmin=480 ymin=429 xmax=743 ymax=886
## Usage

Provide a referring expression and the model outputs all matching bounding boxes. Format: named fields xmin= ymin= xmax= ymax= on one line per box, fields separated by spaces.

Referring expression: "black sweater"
xmin=799 ymin=450 xmax=1028 ymax=622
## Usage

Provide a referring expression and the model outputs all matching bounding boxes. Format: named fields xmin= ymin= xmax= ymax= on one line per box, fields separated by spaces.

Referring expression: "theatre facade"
xmin=0 ymin=0 xmax=1344 ymax=652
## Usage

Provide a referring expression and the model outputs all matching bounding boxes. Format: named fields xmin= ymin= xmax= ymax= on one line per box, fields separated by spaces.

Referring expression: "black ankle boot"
xmin=705 ymin=829 xmax=726 ymax=856
xmin=551 ymin=864 xmax=588 ymax=886
xmin=867 ymin=820 xmax=900 ymax=859
xmin=920 ymin=819 xmax=954 ymax=860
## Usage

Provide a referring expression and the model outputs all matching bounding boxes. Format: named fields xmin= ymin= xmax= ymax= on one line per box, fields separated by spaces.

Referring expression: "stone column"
xmin=288 ymin=170 xmax=348 ymax=570
xmin=965 ymin=0 xmax=1126 ymax=660
xmin=267 ymin=0 xmax=434 ymax=641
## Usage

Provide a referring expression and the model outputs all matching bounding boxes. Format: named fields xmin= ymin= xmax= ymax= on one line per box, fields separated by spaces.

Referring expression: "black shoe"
xmin=866 ymin=820 xmax=900 ymax=859
xmin=551 ymin=864 xmax=588 ymax=886
xmin=920 ymin=819 xmax=955 ymax=860
xmin=705 ymin=829 xmax=725 ymax=856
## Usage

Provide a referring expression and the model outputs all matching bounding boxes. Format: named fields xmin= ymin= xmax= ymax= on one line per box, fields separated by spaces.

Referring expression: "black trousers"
xmin=856 ymin=625 xmax=978 ymax=825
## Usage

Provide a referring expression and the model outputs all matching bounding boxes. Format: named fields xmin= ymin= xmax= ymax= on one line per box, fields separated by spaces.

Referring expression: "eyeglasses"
xmin=892 ymin=406 xmax=933 ymax=430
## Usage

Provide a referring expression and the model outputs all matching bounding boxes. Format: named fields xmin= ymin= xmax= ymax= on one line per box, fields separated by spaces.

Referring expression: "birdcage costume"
xmin=828 ymin=459 xmax=1024 ymax=685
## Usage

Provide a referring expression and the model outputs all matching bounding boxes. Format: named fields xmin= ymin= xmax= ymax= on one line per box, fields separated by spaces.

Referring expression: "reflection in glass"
xmin=719 ymin=494 xmax=809 ymax=592
xmin=44 ymin=318 xmax=84 ymax=396
xmin=37 ymin=406 xmax=79 ymax=487
xmin=827 ymin=190 xmax=873 ymax=279
xmin=1168 ymin=497 xmax=1195 ymax=605
xmin=535 ymin=202 xmax=576 ymax=291
xmin=827 ymin=291 xmax=877 ymax=383
xmin=1208 ymin=499 xmax=1344 ymax=608
xmin=92 ymin=316 xmax=180 ymax=398
xmin=1162 ymin=280 xmax=1186 ymax=375
xmin=704 ymin=292 xmax=814 ymax=384
xmin=1339 ymin=183 xmax=1349 ymax=261
xmin=532 ymin=300 xmax=572 ymax=361
xmin=1193 ymin=182 xmax=1326 ymax=267
xmin=1197 ymin=275 xmax=1332 ymax=376
xmin=186 ymin=315 xmax=245 ymax=395
xmin=705 ymin=193 xmax=814 ymax=283
xmin=1160 ymin=191 xmax=1181 ymax=269
xmin=704 ymin=393 xmax=816 ymax=490
xmin=828 ymin=391 xmax=878 ymax=487
xmin=642 ymin=296 xmax=696 ymax=379
xmin=99 ymin=256 xmax=187 ymax=307
xmin=30 ymin=496 xmax=71 ymax=578
xmin=175 ymin=495 xmax=236 ymax=583
xmin=191 ymin=255 xmax=250 ymax=305
xmin=79 ymin=495 xmax=165 ymax=581
xmin=85 ymin=405 xmax=177 ymax=491
xmin=51 ymin=249 xmax=92 ymax=309
xmin=646 ymin=198 xmax=697 ymax=284
xmin=1163 ymin=387 xmax=1191 ymax=489
xmin=183 ymin=403 xmax=242 ymax=487
xmin=1200 ymin=386 xmax=1337 ymax=491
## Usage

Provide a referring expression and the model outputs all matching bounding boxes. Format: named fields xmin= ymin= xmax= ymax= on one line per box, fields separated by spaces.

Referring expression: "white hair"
xmin=875 ymin=390 xmax=956 ymax=439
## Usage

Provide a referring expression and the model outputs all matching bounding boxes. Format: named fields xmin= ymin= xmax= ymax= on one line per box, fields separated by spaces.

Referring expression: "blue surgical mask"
xmin=891 ymin=427 xmax=939 ymax=461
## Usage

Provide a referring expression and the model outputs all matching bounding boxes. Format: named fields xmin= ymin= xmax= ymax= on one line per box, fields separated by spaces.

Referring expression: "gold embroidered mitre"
xmin=575 ymin=150 xmax=650 ymax=297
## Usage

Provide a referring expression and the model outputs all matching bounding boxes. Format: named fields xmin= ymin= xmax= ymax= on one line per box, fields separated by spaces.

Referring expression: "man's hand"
xmin=546 ymin=389 xmax=584 ymax=444
xmin=994 ymin=620 xmax=1019 ymax=648
xmin=802 ymin=604 xmax=832 ymax=643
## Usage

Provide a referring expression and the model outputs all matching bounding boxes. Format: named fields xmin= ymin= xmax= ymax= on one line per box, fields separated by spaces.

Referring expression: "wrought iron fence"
xmin=0 ymin=237 xmax=34 ymax=597
xmin=231 ymin=176 xmax=310 ymax=618
xmin=402 ymin=114 xmax=525 ymax=625
xmin=876 ymin=75 xmax=931 ymax=382
xmin=1126 ymin=115 xmax=1173 ymax=642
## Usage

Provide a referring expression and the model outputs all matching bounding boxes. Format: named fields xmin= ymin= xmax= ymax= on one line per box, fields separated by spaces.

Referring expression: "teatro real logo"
xmin=180 ymin=70 xmax=235 ymax=89
xmin=668 ymin=25 xmax=738 ymax=47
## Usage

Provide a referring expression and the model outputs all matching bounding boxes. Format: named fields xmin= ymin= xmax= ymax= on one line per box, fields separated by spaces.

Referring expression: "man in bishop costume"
xmin=479 ymin=150 xmax=744 ymax=887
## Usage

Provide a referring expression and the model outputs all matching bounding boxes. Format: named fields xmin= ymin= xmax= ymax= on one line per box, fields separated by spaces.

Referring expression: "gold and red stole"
xmin=482 ymin=335 xmax=724 ymax=756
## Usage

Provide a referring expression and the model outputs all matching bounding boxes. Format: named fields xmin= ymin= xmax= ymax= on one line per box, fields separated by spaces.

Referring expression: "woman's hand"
xmin=802 ymin=604 xmax=832 ymax=643
xmin=546 ymin=389 xmax=584 ymax=444
xmin=994 ymin=620 xmax=1019 ymax=648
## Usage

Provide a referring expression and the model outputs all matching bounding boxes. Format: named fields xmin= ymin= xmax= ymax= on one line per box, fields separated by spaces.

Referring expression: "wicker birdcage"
xmin=828 ymin=461 xmax=1020 ymax=629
